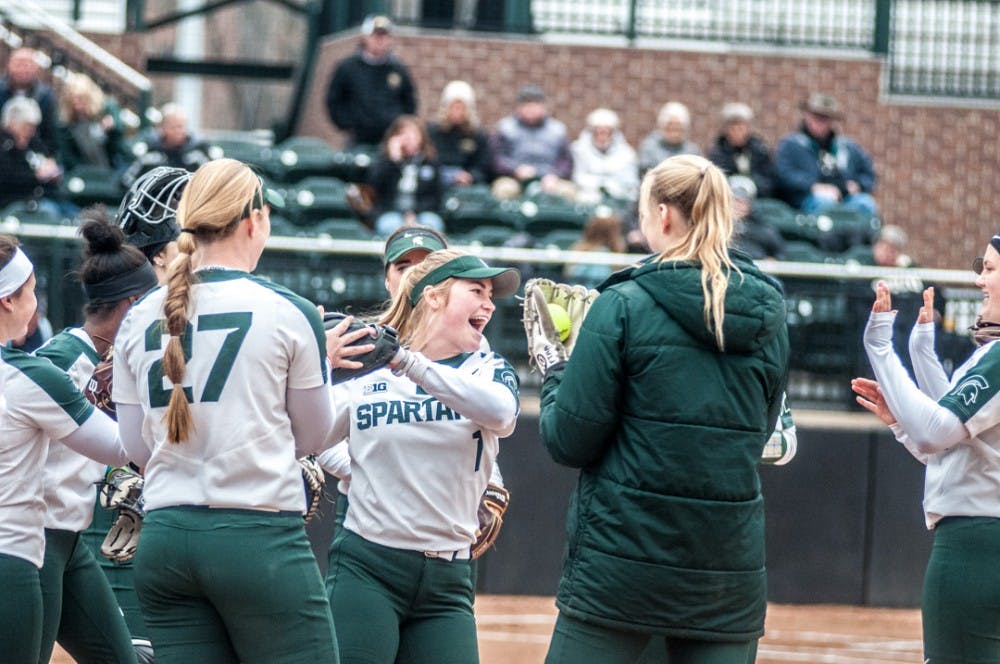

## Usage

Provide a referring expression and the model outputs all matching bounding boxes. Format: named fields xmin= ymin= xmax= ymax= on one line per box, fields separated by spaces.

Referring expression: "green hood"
xmin=605 ymin=253 xmax=785 ymax=355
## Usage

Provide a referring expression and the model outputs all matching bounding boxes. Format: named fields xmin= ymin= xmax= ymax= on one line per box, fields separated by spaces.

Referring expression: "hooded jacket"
xmin=539 ymin=252 xmax=789 ymax=641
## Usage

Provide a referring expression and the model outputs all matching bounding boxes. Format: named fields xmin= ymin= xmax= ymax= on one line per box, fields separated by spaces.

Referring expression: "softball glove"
xmin=471 ymin=483 xmax=510 ymax=560
xmin=521 ymin=278 xmax=598 ymax=375
xmin=84 ymin=347 xmax=116 ymax=420
xmin=323 ymin=312 xmax=400 ymax=383
xmin=98 ymin=466 xmax=145 ymax=563
xmin=299 ymin=455 xmax=326 ymax=523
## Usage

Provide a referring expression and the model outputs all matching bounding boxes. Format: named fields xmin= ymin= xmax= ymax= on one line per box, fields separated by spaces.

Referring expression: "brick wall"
xmin=299 ymin=31 xmax=999 ymax=270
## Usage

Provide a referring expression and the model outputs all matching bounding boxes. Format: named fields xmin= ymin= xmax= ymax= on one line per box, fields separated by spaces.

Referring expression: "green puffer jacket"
xmin=540 ymin=253 xmax=789 ymax=641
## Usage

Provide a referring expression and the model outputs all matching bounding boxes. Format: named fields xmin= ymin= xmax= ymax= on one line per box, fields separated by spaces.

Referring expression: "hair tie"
xmin=179 ymin=228 xmax=195 ymax=234
xmin=699 ymin=163 xmax=709 ymax=179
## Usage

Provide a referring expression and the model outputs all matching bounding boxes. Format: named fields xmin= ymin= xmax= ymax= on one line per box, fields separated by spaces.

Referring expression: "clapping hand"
xmin=851 ymin=377 xmax=897 ymax=426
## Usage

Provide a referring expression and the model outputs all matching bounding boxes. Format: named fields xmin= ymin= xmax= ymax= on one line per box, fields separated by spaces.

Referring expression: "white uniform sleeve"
xmin=117 ymin=403 xmax=152 ymax=467
xmin=58 ymin=409 xmax=130 ymax=467
xmin=317 ymin=440 xmax=351 ymax=481
xmin=395 ymin=352 xmax=518 ymax=436
xmin=286 ymin=306 xmax=329 ymax=391
xmin=908 ymin=321 xmax=951 ymax=399
xmin=489 ymin=461 xmax=504 ymax=485
xmin=864 ymin=311 xmax=969 ymax=454
xmin=888 ymin=422 xmax=929 ymax=465
xmin=286 ymin=385 xmax=335 ymax=457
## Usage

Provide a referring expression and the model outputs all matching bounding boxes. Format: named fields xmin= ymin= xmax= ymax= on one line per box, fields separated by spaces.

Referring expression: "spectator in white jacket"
xmin=571 ymin=108 xmax=638 ymax=205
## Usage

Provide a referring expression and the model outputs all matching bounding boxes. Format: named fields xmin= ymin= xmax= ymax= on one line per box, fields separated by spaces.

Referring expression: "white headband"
xmin=0 ymin=248 xmax=34 ymax=298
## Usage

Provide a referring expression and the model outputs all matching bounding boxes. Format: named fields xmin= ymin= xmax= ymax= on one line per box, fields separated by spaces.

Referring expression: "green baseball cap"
xmin=384 ymin=227 xmax=448 ymax=265
xmin=410 ymin=255 xmax=521 ymax=306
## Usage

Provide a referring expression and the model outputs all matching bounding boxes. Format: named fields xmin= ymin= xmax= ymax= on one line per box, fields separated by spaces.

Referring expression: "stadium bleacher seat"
xmin=536 ymin=228 xmax=581 ymax=250
xmin=313 ymin=218 xmax=373 ymax=241
xmin=329 ymin=146 xmax=376 ymax=183
xmin=442 ymin=186 xmax=521 ymax=234
xmin=455 ymin=225 xmax=516 ymax=248
xmin=0 ymin=201 xmax=65 ymax=226
xmin=520 ymin=195 xmax=591 ymax=237
xmin=207 ymin=136 xmax=275 ymax=173
xmin=62 ymin=165 xmax=125 ymax=207
xmin=269 ymin=136 xmax=339 ymax=183
xmin=751 ymin=197 xmax=800 ymax=241
xmin=782 ymin=240 xmax=830 ymax=263
xmin=285 ymin=176 xmax=353 ymax=224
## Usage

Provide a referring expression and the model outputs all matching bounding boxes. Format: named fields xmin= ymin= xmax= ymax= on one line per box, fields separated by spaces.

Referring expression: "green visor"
xmin=384 ymin=228 xmax=447 ymax=265
xmin=409 ymin=255 xmax=521 ymax=306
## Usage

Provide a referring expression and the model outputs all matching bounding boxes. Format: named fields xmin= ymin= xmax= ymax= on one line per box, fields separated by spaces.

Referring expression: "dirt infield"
xmin=52 ymin=595 xmax=923 ymax=663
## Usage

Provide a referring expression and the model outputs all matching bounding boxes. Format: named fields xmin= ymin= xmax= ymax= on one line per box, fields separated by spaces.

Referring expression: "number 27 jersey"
xmin=113 ymin=269 xmax=328 ymax=512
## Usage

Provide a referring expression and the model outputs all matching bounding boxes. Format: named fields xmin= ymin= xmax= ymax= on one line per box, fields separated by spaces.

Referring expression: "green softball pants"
xmin=0 ymin=553 xmax=43 ymax=663
xmin=923 ymin=516 xmax=1000 ymax=663
xmin=38 ymin=529 xmax=137 ymax=664
xmin=133 ymin=506 xmax=338 ymax=664
xmin=326 ymin=529 xmax=478 ymax=664
xmin=81 ymin=494 xmax=149 ymax=641
xmin=546 ymin=612 xmax=758 ymax=664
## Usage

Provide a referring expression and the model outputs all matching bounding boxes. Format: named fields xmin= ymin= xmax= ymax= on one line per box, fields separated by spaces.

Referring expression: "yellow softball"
xmin=547 ymin=303 xmax=572 ymax=342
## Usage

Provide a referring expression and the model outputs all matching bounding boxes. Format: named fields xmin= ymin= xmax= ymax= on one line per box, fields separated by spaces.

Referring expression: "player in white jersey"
xmin=112 ymin=159 xmax=340 ymax=662
xmin=0 ymin=236 xmax=130 ymax=662
xmin=79 ymin=166 xmax=192 ymax=663
xmin=853 ymin=233 xmax=1000 ymax=663
xmin=324 ymin=248 xmax=520 ymax=663
xmin=34 ymin=213 xmax=158 ymax=663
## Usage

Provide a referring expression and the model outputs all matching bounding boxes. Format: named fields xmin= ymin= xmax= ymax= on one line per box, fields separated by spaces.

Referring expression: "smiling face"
xmin=421 ymin=278 xmax=495 ymax=357
xmin=976 ymin=244 xmax=1000 ymax=322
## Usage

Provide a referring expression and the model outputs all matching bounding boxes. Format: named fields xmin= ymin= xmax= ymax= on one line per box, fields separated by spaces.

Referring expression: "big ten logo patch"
xmin=363 ymin=381 xmax=388 ymax=396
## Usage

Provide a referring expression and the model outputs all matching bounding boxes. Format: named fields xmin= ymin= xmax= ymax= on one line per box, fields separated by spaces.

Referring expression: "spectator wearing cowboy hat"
xmin=775 ymin=92 xmax=878 ymax=217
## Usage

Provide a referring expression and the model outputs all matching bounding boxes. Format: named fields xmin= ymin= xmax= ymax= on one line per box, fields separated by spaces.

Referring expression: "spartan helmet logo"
xmin=954 ymin=375 xmax=990 ymax=406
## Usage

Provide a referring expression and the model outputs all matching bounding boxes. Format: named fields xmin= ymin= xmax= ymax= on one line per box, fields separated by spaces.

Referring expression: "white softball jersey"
xmin=867 ymin=313 xmax=1000 ymax=528
xmin=0 ymin=346 xmax=98 ymax=567
xmin=330 ymin=351 xmax=518 ymax=553
xmin=35 ymin=328 xmax=107 ymax=531
xmin=113 ymin=269 xmax=329 ymax=513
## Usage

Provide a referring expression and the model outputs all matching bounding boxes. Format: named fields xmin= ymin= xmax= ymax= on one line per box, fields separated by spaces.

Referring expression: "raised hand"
xmin=851 ymin=377 xmax=897 ymax=426
xmin=872 ymin=280 xmax=895 ymax=314
xmin=917 ymin=287 xmax=935 ymax=324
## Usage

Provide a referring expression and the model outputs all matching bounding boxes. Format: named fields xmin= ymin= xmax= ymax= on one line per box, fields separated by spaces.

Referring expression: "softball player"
xmin=325 ymin=248 xmax=520 ymax=664
xmin=0 ymin=236 xmax=131 ymax=662
xmin=112 ymin=159 xmax=339 ymax=662
xmin=34 ymin=213 xmax=157 ymax=664
xmin=854 ymin=235 xmax=1000 ymax=663
xmin=79 ymin=166 xmax=191 ymax=661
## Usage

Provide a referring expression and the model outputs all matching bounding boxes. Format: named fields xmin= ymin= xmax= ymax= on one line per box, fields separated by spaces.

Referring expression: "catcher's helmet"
xmin=117 ymin=166 xmax=191 ymax=250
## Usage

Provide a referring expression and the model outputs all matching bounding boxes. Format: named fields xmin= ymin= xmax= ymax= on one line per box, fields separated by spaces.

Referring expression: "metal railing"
xmin=5 ymin=220 xmax=979 ymax=411
xmin=394 ymin=0 xmax=998 ymax=101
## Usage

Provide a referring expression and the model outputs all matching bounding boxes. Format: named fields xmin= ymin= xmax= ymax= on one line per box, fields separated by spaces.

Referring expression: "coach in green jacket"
xmin=536 ymin=155 xmax=790 ymax=664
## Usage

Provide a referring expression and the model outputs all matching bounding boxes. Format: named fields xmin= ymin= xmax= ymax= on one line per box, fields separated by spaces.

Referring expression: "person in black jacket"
xmin=0 ymin=96 xmax=63 ymax=212
xmin=427 ymin=80 xmax=492 ymax=187
xmin=325 ymin=15 xmax=417 ymax=148
xmin=0 ymin=48 xmax=58 ymax=156
xmin=369 ymin=115 xmax=444 ymax=236
xmin=707 ymin=102 xmax=776 ymax=200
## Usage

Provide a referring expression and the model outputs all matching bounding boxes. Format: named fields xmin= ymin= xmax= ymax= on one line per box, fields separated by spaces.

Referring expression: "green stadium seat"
xmin=0 ymin=201 xmax=65 ymax=226
xmin=286 ymin=177 xmax=353 ymax=223
xmin=537 ymin=228 xmax=582 ymax=250
xmin=207 ymin=136 xmax=275 ymax=172
xmin=269 ymin=136 xmax=339 ymax=183
xmin=454 ymin=225 xmax=515 ymax=247
xmin=312 ymin=218 xmax=373 ymax=241
xmin=62 ymin=165 xmax=125 ymax=207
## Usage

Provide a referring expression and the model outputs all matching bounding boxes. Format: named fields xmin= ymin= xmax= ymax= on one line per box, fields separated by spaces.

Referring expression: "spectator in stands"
xmin=120 ymin=102 xmax=211 ymax=188
xmin=872 ymin=224 xmax=914 ymax=268
xmin=56 ymin=72 xmax=128 ymax=173
xmin=570 ymin=108 xmax=639 ymax=205
xmin=638 ymin=101 xmax=701 ymax=176
xmin=708 ymin=102 xmax=777 ymax=199
xmin=0 ymin=48 xmax=57 ymax=156
xmin=427 ymin=80 xmax=492 ymax=187
xmin=491 ymin=84 xmax=574 ymax=200
xmin=564 ymin=207 xmax=626 ymax=288
xmin=368 ymin=115 xmax=444 ymax=236
xmin=325 ymin=15 xmax=417 ymax=148
xmin=0 ymin=97 xmax=63 ymax=213
xmin=729 ymin=175 xmax=786 ymax=261
xmin=775 ymin=92 xmax=878 ymax=216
